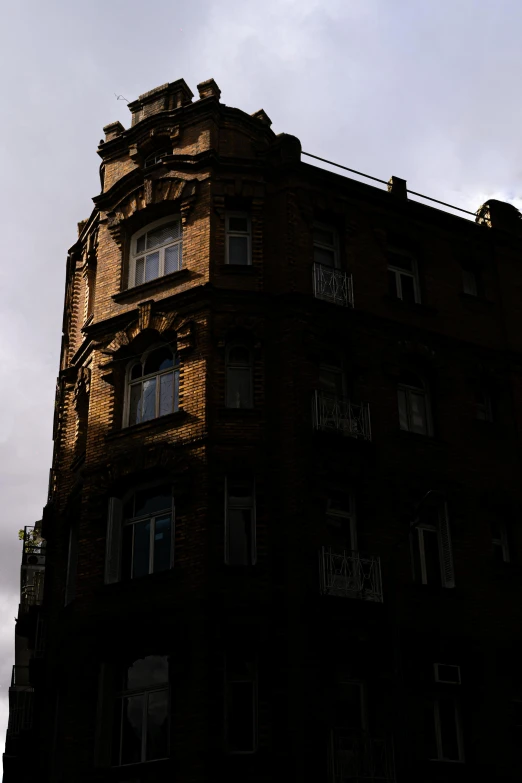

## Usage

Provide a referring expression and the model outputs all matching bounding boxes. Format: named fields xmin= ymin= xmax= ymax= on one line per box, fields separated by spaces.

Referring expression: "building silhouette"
xmin=4 ymin=77 xmax=522 ymax=782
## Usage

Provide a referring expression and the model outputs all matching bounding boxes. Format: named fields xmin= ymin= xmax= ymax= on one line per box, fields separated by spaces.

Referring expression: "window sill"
xmin=397 ymin=428 xmax=445 ymax=447
xmin=105 ymin=409 xmax=187 ymax=440
xmin=112 ymin=268 xmax=190 ymax=302
xmin=382 ymin=294 xmax=437 ymax=316
xmin=218 ymin=406 xmax=257 ymax=416
xmin=219 ymin=264 xmax=257 ymax=274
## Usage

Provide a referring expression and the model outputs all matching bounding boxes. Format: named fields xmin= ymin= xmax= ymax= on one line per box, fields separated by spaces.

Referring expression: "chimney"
xmin=388 ymin=176 xmax=407 ymax=199
xmin=251 ymin=109 xmax=272 ymax=127
xmin=197 ymin=79 xmax=221 ymax=101
xmin=103 ymin=121 xmax=124 ymax=142
xmin=127 ymin=79 xmax=193 ymax=127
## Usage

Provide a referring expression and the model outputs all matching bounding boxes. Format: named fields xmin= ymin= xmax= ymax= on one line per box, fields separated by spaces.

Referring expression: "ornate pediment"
xmin=106 ymin=175 xmax=198 ymax=247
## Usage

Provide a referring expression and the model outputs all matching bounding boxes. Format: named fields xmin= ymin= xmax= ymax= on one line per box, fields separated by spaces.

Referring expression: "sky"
xmin=1 ymin=0 xmax=522 ymax=767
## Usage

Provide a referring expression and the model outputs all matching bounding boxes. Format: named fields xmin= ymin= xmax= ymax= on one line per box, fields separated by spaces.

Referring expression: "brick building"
xmin=4 ymin=77 xmax=522 ymax=782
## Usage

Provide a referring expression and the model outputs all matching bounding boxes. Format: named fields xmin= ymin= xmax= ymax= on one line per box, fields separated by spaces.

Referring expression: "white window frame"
xmin=492 ymin=521 xmax=510 ymax=563
xmin=313 ymin=221 xmax=340 ymax=269
xmin=413 ymin=502 xmax=455 ymax=588
xmin=388 ymin=248 xmax=421 ymax=303
xmin=225 ymin=343 xmax=254 ymax=409
xmin=434 ymin=663 xmax=461 ymax=685
xmin=225 ymin=212 xmax=252 ymax=266
xmin=326 ymin=495 xmax=357 ymax=551
xmin=128 ymin=216 xmax=183 ymax=289
xmin=224 ymin=478 xmax=256 ymax=566
xmin=122 ymin=498 xmax=173 ymax=579
xmin=224 ymin=655 xmax=258 ymax=754
xmin=431 ymin=696 xmax=465 ymax=762
xmin=113 ymin=656 xmax=169 ymax=766
xmin=124 ymin=344 xmax=180 ymax=428
xmin=398 ymin=376 xmax=433 ymax=436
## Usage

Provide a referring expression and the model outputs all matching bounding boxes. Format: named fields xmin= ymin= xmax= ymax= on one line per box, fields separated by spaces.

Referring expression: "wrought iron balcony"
xmin=20 ymin=568 xmax=45 ymax=611
xmin=319 ymin=547 xmax=383 ymax=602
xmin=313 ymin=391 xmax=371 ymax=440
xmin=329 ymin=731 xmax=394 ymax=782
xmin=313 ymin=263 xmax=354 ymax=307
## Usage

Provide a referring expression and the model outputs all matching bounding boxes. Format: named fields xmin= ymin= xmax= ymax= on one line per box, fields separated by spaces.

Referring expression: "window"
xmin=398 ymin=372 xmax=432 ymax=435
xmin=319 ymin=356 xmax=345 ymax=397
xmin=144 ymin=149 xmax=170 ymax=168
xmin=226 ymin=344 xmax=253 ymax=408
xmin=128 ymin=217 xmax=182 ymax=288
xmin=225 ymin=651 xmax=257 ymax=753
xmin=326 ymin=493 xmax=357 ymax=551
xmin=476 ymin=389 xmax=493 ymax=422
xmin=335 ymin=679 xmax=366 ymax=731
xmin=225 ymin=479 xmax=256 ymax=565
xmin=226 ymin=213 xmax=251 ymax=265
xmin=462 ymin=268 xmax=478 ymax=296
xmin=112 ymin=656 xmax=169 ymax=766
xmin=104 ymin=485 xmax=174 ymax=584
xmin=434 ymin=664 xmax=461 ymax=685
xmin=491 ymin=520 xmax=510 ymax=563
xmin=313 ymin=223 xmax=339 ymax=268
xmin=426 ymin=696 xmax=464 ymax=762
xmin=125 ymin=345 xmax=179 ymax=427
xmin=412 ymin=503 xmax=455 ymax=588
xmin=388 ymin=250 xmax=420 ymax=303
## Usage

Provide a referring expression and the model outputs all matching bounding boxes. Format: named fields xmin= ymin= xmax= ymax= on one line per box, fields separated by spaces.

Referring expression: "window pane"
xmin=388 ymin=252 xmax=413 ymax=271
xmin=144 ymin=347 xmax=174 ymax=375
xmin=462 ymin=269 xmax=478 ymax=296
xmin=438 ymin=698 xmax=460 ymax=760
xmin=145 ymin=252 xmax=160 ymax=282
xmin=314 ymin=246 xmax=336 ymax=267
xmin=135 ymin=257 xmax=145 ymax=286
xmin=137 ymin=236 xmax=146 ymax=254
xmin=130 ymin=363 xmax=142 ymax=381
xmin=227 ymin=508 xmax=252 ymax=565
xmin=423 ymin=528 xmax=441 ymax=586
xmin=227 ymin=368 xmax=252 ymax=409
xmin=126 ymin=656 xmax=169 ymax=690
xmin=165 ymin=243 xmax=181 ymax=274
xmin=129 ymin=383 xmax=142 ymax=426
xmin=228 ymin=482 xmax=253 ymax=507
xmin=229 ymin=216 xmax=248 ymax=233
xmin=228 ymin=236 xmax=249 ymax=265
xmin=132 ymin=520 xmax=151 ymax=578
xmin=122 ymin=524 xmax=133 ymax=582
xmin=228 ymin=681 xmax=255 ymax=751
xmin=134 ymin=486 xmax=171 ymax=517
xmin=400 ymin=273 xmax=416 ymax=303
xmin=159 ymin=372 xmax=174 ymax=417
xmin=146 ymin=222 xmax=180 ymax=250
xmin=319 ymin=367 xmax=344 ymax=397
xmin=120 ymin=694 xmax=144 ymax=765
xmin=397 ymin=389 xmax=409 ymax=431
xmin=313 ymin=227 xmax=335 ymax=247
xmin=388 ymin=269 xmax=398 ymax=297
xmin=409 ymin=391 xmax=427 ymax=434
xmin=146 ymin=689 xmax=169 ymax=760
xmin=153 ymin=514 xmax=172 ymax=573
xmin=142 ymin=378 xmax=157 ymax=421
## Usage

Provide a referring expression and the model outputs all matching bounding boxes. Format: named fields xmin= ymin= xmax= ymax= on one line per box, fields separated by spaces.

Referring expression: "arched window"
xmin=397 ymin=371 xmax=432 ymax=435
xmin=144 ymin=148 xmax=170 ymax=168
xmin=226 ymin=344 xmax=253 ymax=409
xmin=105 ymin=484 xmax=174 ymax=584
xmin=112 ymin=655 xmax=169 ymax=765
xmin=128 ymin=217 xmax=182 ymax=288
xmin=126 ymin=345 xmax=179 ymax=427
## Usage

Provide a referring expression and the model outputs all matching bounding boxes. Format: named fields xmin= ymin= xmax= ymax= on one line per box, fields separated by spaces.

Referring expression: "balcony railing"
xmin=20 ymin=568 xmax=45 ymax=611
xmin=313 ymin=391 xmax=371 ymax=440
xmin=329 ymin=731 xmax=394 ymax=782
xmin=319 ymin=547 xmax=383 ymax=602
xmin=313 ymin=263 xmax=354 ymax=307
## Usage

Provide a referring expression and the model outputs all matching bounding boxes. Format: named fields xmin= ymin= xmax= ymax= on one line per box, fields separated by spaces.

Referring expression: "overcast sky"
xmin=1 ymin=0 xmax=522 ymax=766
